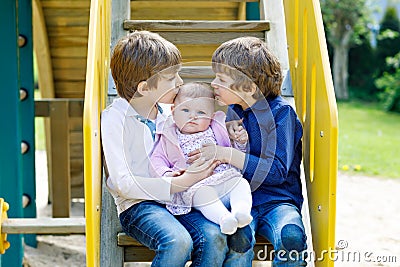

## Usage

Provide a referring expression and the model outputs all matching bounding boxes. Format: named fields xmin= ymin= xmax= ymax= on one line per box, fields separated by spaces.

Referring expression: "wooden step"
xmin=118 ymin=232 xmax=274 ymax=261
xmin=2 ymin=218 xmax=85 ymax=234
xmin=124 ymin=20 xmax=269 ymax=45
xmin=124 ymin=20 xmax=270 ymax=32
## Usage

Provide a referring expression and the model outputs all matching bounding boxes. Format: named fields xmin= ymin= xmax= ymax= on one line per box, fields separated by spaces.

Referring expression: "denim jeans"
xmin=177 ymin=208 xmax=254 ymax=267
xmin=250 ymin=203 xmax=307 ymax=266
xmin=120 ymin=201 xmax=192 ymax=267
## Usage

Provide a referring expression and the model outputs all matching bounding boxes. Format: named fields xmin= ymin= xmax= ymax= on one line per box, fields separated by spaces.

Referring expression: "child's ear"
xmin=137 ymin=81 xmax=150 ymax=95
xmin=249 ymin=82 xmax=257 ymax=96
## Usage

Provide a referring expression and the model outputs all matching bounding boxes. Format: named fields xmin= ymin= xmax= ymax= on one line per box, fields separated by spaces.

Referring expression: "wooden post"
xmin=100 ymin=0 xmax=129 ymax=266
xmin=50 ymin=100 xmax=71 ymax=218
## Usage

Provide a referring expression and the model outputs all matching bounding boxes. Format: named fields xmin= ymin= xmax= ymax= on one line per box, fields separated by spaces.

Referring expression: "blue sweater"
xmin=227 ymin=96 xmax=304 ymax=210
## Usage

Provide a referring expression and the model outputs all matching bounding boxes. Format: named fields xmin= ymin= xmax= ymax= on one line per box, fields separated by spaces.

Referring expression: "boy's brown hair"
xmin=212 ymin=36 xmax=283 ymax=98
xmin=110 ymin=31 xmax=182 ymax=101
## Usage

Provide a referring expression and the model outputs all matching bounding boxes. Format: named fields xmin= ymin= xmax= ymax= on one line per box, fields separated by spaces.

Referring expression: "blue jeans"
xmin=177 ymin=208 xmax=254 ymax=267
xmin=250 ymin=203 xmax=307 ymax=266
xmin=120 ymin=201 xmax=192 ymax=267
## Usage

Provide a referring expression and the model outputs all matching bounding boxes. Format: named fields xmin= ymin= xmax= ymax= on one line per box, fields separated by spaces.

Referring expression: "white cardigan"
xmin=101 ymin=97 xmax=172 ymax=215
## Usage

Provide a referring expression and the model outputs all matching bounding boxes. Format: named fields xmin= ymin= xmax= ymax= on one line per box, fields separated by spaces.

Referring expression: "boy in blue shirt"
xmin=189 ymin=36 xmax=307 ymax=266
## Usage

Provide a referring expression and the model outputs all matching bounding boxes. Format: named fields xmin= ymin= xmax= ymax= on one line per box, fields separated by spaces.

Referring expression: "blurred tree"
xmin=321 ymin=0 xmax=371 ymax=100
xmin=375 ymin=53 xmax=400 ymax=112
xmin=348 ymin=33 xmax=377 ymax=100
xmin=376 ymin=6 xmax=400 ymax=76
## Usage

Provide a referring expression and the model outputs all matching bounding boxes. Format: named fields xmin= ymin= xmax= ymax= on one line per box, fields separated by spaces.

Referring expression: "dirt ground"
xmin=21 ymin=151 xmax=400 ymax=266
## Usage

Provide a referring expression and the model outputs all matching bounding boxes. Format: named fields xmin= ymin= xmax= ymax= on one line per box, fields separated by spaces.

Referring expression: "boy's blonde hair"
xmin=212 ymin=36 xmax=282 ymax=98
xmin=110 ymin=31 xmax=182 ymax=101
xmin=175 ymin=82 xmax=214 ymax=103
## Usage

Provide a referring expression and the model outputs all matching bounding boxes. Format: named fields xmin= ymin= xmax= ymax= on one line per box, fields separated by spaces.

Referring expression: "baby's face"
xmin=173 ymin=96 xmax=214 ymax=134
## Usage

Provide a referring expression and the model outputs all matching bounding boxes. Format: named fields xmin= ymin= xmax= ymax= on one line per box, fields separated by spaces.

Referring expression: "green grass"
xmin=338 ymin=101 xmax=400 ymax=178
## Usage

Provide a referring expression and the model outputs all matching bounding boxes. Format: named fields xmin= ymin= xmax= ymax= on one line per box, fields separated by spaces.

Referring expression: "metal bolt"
xmin=20 ymin=88 xmax=28 ymax=101
xmin=318 ymin=205 xmax=322 ymax=211
xmin=21 ymin=141 xmax=29 ymax=154
xmin=18 ymin=35 xmax=27 ymax=48
xmin=320 ymin=131 xmax=324 ymax=137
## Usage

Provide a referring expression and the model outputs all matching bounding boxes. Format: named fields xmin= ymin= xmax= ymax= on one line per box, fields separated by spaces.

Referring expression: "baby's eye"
xmin=197 ymin=111 xmax=206 ymax=115
xmin=182 ymin=108 xmax=189 ymax=112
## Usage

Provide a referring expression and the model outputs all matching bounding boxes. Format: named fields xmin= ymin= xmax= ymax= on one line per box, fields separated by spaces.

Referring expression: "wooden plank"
xmin=53 ymin=81 xmax=85 ymax=97
xmin=130 ymin=3 xmax=239 ymax=20
xmin=41 ymin=1 xmax=90 ymax=9
xmin=71 ymin=185 xmax=84 ymax=199
xmin=52 ymin=82 xmax=85 ymax=92
xmin=53 ymin=69 xmax=86 ymax=81
xmin=124 ymin=247 xmax=156 ymax=262
xmin=238 ymin=2 xmax=246 ymax=20
xmin=180 ymin=66 xmax=214 ymax=78
xmin=131 ymin=2 xmax=239 ymax=8
xmin=49 ymin=36 xmax=88 ymax=48
xmin=123 ymin=244 xmax=274 ymax=262
xmin=70 ymin=132 xmax=83 ymax=145
xmin=43 ymin=9 xmax=90 ymax=18
xmin=35 ymin=99 xmax=84 ymax=117
xmin=49 ymin=100 xmax=70 ymax=218
xmin=51 ymin=47 xmax=87 ymax=58
xmin=69 ymin=118 xmax=83 ymax=132
xmin=52 ymin=58 xmax=87 ymax=68
xmin=119 ymin=232 xmax=274 ymax=261
xmin=48 ymin=26 xmax=89 ymax=37
xmin=118 ymin=232 xmax=271 ymax=246
xmin=2 ymin=218 xmax=85 ymax=234
xmin=124 ymin=20 xmax=270 ymax=32
xmin=33 ymin=0 xmax=55 ymax=99
xmin=177 ymin=44 xmax=218 ymax=62
xmin=152 ymin=31 xmax=265 ymax=45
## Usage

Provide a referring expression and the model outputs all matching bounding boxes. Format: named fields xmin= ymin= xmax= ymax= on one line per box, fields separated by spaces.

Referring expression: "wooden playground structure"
xmin=0 ymin=0 xmax=338 ymax=266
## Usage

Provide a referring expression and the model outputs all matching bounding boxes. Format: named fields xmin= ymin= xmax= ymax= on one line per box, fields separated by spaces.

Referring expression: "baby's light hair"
xmin=175 ymin=82 xmax=214 ymax=103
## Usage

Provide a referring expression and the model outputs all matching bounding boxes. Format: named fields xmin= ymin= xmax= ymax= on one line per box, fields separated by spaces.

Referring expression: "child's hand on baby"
xmin=187 ymin=143 xmax=229 ymax=164
xmin=227 ymin=119 xmax=248 ymax=144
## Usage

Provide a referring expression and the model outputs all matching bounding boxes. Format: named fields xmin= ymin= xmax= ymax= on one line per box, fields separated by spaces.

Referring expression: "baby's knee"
xmin=280 ymin=224 xmax=307 ymax=252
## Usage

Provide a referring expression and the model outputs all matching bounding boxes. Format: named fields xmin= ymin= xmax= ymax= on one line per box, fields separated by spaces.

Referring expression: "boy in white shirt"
xmin=101 ymin=31 xmax=253 ymax=267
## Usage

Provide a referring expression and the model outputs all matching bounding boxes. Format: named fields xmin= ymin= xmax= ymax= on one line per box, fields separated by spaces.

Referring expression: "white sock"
xmin=233 ymin=211 xmax=253 ymax=228
xmin=219 ymin=213 xmax=238 ymax=235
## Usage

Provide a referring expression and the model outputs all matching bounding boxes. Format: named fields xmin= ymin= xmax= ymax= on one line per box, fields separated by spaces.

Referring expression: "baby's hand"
xmin=227 ymin=119 xmax=248 ymax=144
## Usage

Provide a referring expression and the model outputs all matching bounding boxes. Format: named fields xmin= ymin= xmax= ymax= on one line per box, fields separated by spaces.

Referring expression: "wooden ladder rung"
xmin=2 ymin=218 xmax=85 ymax=234
xmin=117 ymin=232 xmax=275 ymax=262
xmin=117 ymin=232 xmax=271 ymax=246
xmin=124 ymin=20 xmax=270 ymax=32
xmin=180 ymin=66 xmax=213 ymax=79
